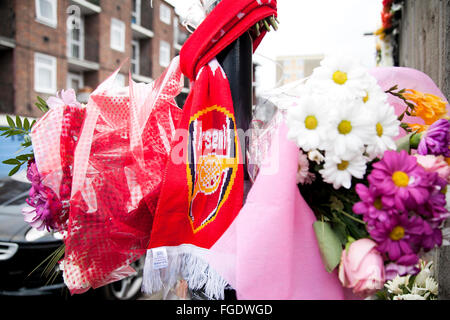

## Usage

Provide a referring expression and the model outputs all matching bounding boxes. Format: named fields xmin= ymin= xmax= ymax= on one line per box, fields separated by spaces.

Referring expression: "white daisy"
xmin=365 ymin=102 xmax=400 ymax=159
xmin=358 ymin=74 xmax=388 ymax=107
xmin=308 ymin=150 xmax=325 ymax=164
xmin=385 ymin=275 xmax=411 ymax=295
xmin=425 ymin=277 xmax=438 ymax=296
xmin=319 ymin=152 xmax=367 ymax=190
xmin=286 ymin=95 xmax=332 ymax=152
xmin=325 ymin=100 xmax=374 ymax=158
xmin=393 ymin=294 xmax=426 ymax=300
xmin=307 ymin=55 xmax=370 ymax=99
xmin=414 ymin=266 xmax=432 ymax=287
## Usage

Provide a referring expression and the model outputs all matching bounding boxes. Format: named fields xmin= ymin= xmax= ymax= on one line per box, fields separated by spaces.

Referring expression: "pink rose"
xmin=296 ymin=150 xmax=315 ymax=185
xmin=338 ymin=239 xmax=385 ymax=298
xmin=415 ymin=155 xmax=450 ymax=184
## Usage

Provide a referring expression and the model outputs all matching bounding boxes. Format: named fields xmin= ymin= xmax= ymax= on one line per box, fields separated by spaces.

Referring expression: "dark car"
xmin=0 ymin=173 xmax=145 ymax=300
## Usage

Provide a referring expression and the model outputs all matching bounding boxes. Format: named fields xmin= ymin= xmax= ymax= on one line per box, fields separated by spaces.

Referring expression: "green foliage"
xmin=313 ymin=221 xmax=343 ymax=273
xmin=385 ymin=85 xmax=417 ymax=133
xmin=1 ymin=96 xmax=48 ymax=175
xmin=35 ymin=96 xmax=50 ymax=114
xmin=27 ymin=244 xmax=65 ymax=286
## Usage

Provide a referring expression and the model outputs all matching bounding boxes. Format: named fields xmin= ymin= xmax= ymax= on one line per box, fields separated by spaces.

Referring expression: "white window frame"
xmin=110 ymin=18 xmax=126 ymax=52
xmin=131 ymin=0 xmax=141 ymax=25
xmin=67 ymin=72 xmax=84 ymax=92
xmin=35 ymin=0 xmax=57 ymax=28
xmin=160 ymin=3 xmax=171 ymax=25
xmin=67 ymin=16 xmax=85 ymax=60
xmin=34 ymin=52 xmax=57 ymax=94
xmin=131 ymin=40 xmax=140 ymax=75
xmin=159 ymin=40 xmax=171 ymax=68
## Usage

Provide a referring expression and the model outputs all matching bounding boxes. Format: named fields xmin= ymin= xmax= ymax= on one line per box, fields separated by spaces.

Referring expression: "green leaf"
xmin=21 ymin=141 xmax=32 ymax=148
xmin=16 ymin=154 xmax=30 ymax=161
xmin=8 ymin=165 xmax=21 ymax=176
xmin=6 ymin=115 xmax=15 ymax=128
xmin=37 ymin=96 xmax=47 ymax=106
xmin=313 ymin=221 xmax=343 ymax=273
xmin=23 ymin=118 xmax=30 ymax=131
xmin=3 ymin=159 xmax=21 ymax=165
xmin=410 ymin=133 xmax=422 ymax=150
xmin=396 ymin=133 xmax=413 ymax=153
xmin=15 ymin=116 xmax=22 ymax=129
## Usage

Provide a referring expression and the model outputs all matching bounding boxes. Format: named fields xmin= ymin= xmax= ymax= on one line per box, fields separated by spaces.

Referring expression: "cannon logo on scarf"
xmin=187 ymin=105 xmax=239 ymax=233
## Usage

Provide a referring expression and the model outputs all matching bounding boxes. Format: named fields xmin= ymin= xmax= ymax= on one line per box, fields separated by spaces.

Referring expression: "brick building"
xmin=0 ymin=0 xmax=190 ymax=118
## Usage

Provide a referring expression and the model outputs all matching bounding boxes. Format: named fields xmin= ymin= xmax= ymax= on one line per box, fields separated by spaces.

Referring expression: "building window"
xmin=34 ymin=53 xmax=57 ymax=94
xmin=159 ymin=40 xmax=171 ymax=67
xmin=35 ymin=0 xmax=57 ymax=28
xmin=173 ymin=16 xmax=179 ymax=45
xmin=131 ymin=40 xmax=140 ymax=75
xmin=67 ymin=72 xmax=84 ymax=92
xmin=160 ymin=3 xmax=171 ymax=25
xmin=131 ymin=0 xmax=141 ymax=25
xmin=110 ymin=18 xmax=125 ymax=52
xmin=67 ymin=17 xmax=84 ymax=59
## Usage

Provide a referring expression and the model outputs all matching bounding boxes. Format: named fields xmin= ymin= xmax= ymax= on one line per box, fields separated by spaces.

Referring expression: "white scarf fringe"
xmin=142 ymin=245 xmax=229 ymax=300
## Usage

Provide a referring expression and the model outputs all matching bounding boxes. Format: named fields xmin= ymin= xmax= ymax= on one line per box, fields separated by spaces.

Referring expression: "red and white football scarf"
xmin=143 ymin=0 xmax=277 ymax=299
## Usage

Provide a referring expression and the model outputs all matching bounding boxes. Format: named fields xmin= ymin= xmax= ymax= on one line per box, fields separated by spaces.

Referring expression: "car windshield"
xmin=0 ymin=178 xmax=30 ymax=210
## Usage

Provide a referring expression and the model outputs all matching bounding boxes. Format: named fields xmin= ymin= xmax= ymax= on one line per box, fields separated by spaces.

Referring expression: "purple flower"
xmin=22 ymin=160 xmax=63 ymax=231
xmin=421 ymin=220 xmax=443 ymax=251
xmin=385 ymin=262 xmax=420 ymax=281
xmin=368 ymin=150 xmax=431 ymax=211
xmin=418 ymin=119 xmax=450 ymax=157
xmin=353 ymin=184 xmax=392 ymax=223
xmin=415 ymin=172 xmax=449 ymax=224
xmin=368 ymin=214 xmax=423 ymax=265
xmin=47 ymin=89 xmax=81 ymax=109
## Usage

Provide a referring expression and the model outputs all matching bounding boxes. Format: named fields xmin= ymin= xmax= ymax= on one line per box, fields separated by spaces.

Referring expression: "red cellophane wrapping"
xmin=60 ymin=58 xmax=183 ymax=293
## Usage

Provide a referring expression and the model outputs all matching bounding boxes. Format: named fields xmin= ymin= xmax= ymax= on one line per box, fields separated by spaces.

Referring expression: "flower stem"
xmin=335 ymin=208 xmax=366 ymax=225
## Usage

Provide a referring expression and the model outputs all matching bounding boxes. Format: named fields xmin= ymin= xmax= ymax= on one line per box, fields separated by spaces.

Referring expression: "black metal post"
xmin=215 ymin=14 xmax=254 ymax=305
xmin=217 ymin=32 xmax=253 ymax=182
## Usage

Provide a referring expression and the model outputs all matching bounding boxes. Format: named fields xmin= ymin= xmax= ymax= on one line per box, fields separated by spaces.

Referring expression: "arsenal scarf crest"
xmin=148 ymin=59 xmax=243 ymax=250
xmin=143 ymin=0 xmax=277 ymax=299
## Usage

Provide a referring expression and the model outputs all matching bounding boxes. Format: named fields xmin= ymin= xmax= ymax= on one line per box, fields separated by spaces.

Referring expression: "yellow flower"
xmin=374 ymin=28 xmax=386 ymax=40
xmin=403 ymin=89 xmax=449 ymax=125
xmin=408 ymin=123 xmax=429 ymax=133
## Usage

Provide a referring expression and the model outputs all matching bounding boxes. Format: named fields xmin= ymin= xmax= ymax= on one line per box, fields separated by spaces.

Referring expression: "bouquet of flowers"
xmin=284 ymin=55 xmax=450 ymax=298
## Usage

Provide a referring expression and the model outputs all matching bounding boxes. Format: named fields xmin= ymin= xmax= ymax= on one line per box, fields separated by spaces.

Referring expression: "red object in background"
xmin=381 ymin=10 xmax=393 ymax=29
xmin=382 ymin=0 xmax=394 ymax=10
